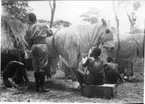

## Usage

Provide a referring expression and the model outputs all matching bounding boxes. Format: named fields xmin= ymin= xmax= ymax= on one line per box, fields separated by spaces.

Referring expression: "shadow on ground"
xmin=27 ymin=79 xmax=80 ymax=93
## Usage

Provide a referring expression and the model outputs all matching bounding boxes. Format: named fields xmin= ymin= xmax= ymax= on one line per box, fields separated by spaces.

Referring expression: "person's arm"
xmin=24 ymin=30 xmax=32 ymax=50
xmin=100 ymin=59 xmax=107 ymax=69
xmin=46 ymin=29 xmax=53 ymax=37
xmin=103 ymin=63 xmax=107 ymax=70
xmin=83 ymin=58 xmax=90 ymax=67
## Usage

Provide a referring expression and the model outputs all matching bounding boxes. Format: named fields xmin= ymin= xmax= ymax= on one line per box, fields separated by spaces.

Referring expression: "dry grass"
xmin=0 ymin=59 xmax=144 ymax=103
xmin=1 ymin=15 xmax=28 ymax=52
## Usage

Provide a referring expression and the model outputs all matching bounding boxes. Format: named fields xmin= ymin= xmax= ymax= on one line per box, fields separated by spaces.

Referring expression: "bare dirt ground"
xmin=0 ymin=59 xmax=144 ymax=103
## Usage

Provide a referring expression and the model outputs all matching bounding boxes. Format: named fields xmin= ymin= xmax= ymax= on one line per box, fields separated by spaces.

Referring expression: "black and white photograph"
xmin=0 ymin=0 xmax=144 ymax=103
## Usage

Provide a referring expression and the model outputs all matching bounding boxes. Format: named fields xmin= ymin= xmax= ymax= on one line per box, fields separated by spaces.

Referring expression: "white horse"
xmin=44 ymin=19 xmax=111 ymax=87
xmin=99 ymin=27 xmax=144 ymax=81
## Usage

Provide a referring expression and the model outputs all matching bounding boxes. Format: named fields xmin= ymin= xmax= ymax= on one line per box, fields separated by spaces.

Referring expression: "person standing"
xmin=25 ymin=13 xmax=50 ymax=92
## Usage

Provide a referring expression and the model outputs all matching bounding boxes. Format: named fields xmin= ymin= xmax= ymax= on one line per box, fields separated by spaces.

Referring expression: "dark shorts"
xmin=86 ymin=73 xmax=104 ymax=85
xmin=105 ymin=70 xmax=118 ymax=83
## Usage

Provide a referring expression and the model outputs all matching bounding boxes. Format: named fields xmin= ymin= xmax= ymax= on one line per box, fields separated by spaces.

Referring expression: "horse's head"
xmin=97 ymin=19 xmax=116 ymax=52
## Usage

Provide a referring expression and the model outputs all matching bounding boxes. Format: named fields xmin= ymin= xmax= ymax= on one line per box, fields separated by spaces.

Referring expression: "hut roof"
xmin=1 ymin=14 xmax=28 ymax=53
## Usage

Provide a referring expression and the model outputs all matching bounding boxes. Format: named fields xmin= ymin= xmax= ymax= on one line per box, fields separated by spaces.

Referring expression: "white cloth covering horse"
xmin=45 ymin=19 xmax=110 ymax=86
xmin=100 ymin=27 xmax=144 ymax=81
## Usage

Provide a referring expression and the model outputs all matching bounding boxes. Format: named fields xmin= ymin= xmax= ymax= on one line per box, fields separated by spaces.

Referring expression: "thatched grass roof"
xmin=1 ymin=14 xmax=28 ymax=53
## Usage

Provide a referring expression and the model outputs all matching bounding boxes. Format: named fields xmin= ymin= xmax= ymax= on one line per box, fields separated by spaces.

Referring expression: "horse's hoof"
xmin=123 ymin=76 xmax=133 ymax=82
xmin=123 ymin=76 xmax=128 ymax=79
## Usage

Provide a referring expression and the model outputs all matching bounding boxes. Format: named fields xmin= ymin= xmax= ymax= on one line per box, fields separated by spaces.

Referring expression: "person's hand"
xmin=103 ymin=64 xmax=107 ymax=68
xmin=82 ymin=57 xmax=88 ymax=64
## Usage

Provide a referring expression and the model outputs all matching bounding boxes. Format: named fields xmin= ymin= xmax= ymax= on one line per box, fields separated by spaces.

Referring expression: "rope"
xmin=116 ymin=32 xmax=120 ymax=57
xmin=52 ymin=31 xmax=59 ymax=55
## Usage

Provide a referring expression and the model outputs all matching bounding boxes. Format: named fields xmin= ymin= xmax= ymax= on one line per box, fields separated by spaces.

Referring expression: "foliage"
xmin=113 ymin=0 xmax=120 ymax=34
xmin=1 ymin=16 xmax=28 ymax=52
xmin=117 ymin=1 xmax=142 ymax=32
xmin=133 ymin=1 xmax=141 ymax=11
xmin=2 ymin=1 xmax=33 ymax=23
xmin=38 ymin=19 xmax=49 ymax=24
xmin=80 ymin=8 xmax=102 ymax=24
xmin=53 ymin=20 xmax=72 ymax=28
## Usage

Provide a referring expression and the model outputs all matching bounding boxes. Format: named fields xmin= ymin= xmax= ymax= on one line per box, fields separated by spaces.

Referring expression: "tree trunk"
xmin=49 ymin=0 xmax=56 ymax=28
xmin=125 ymin=9 xmax=133 ymax=32
xmin=113 ymin=0 xmax=119 ymax=34
xmin=113 ymin=0 xmax=120 ymax=56
xmin=50 ymin=9 xmax=55 ymax=28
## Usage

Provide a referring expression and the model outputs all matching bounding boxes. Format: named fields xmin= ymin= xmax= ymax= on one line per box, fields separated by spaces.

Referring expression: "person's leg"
xmin=39 ymin=72 xmax=45 ymax=86
xmin=3 ymin=72 xmax=13 ymax=87
xmin=32 ymin=47 xmax=41 ymax=91
xmin=118 ymin=73 xmax=125 ymax=83
xmin=106 ymin=71 xmax=118 ymax=84
xmin=21 ymin=68 xmax=30 ymax=83
xmin=34 ymin=72 xmax=40 ymax=91
xmin=14 ymin=68 xmax=24 ymax=84
xmin=38 ymin=71 xmax=50 ymax=92
xmin=39 ymin=72 xmax=46 ymax=90
xmin=91 ymin=73 xmax=104 ymax=85
xmin=32 ymin=44 xmax=49 ymax=92
xmin=44 ymin=64 xmax=51 ymax=80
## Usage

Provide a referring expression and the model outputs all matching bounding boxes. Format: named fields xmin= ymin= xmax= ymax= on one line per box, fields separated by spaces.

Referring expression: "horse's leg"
xmin=50 ymin=56 xmax=59 ymax=75
xmin=69 ymin=68 xmax=77 ymax=81
xmin=67 ymin=50 xmax=84 ymax=90
xmin=68 ymin=60 xmax=84 ymax=90
xmin=75 ymin=71 xmax=84 ymax=90
xmin=131 ymin=62 xmax=135 ymax=79
xmin=126 ymin=62 xmax=134 ymax=82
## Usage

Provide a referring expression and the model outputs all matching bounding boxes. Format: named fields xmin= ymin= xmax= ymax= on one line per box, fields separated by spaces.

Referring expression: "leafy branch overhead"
xmin=116 ymin=1 xmax=142 ymax=33
xmin=2 ymin=1 xmax=33 ymax=24
xmin=53 ymin=20 xmax=72 ymax=28
xmin=80 ymin=8 xmax=103 ymax=24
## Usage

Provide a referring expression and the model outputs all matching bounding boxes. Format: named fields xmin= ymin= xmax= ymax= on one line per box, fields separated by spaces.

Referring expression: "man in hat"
xmin=25 ymin=13 xmax=50 ymax=92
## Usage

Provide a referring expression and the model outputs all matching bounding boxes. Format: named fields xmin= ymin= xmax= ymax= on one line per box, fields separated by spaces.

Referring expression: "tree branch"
xmin=113 ymin=0 xmax=119 ymax=34
xmin=49 ymin=0 xmax=52 ymax=11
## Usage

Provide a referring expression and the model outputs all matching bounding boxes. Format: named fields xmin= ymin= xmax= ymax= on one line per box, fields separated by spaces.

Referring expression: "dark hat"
xmin=28 ymin=13 xmax=37 ymax=23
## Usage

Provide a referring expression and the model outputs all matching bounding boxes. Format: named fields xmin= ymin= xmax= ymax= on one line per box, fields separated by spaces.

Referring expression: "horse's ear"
xmin=101 ymin=18 xmax=107 ymax=26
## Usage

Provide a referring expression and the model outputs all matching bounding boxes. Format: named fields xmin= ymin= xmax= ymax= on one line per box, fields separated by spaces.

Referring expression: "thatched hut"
xmin=1 ymin=10 xmax=32 ymax=70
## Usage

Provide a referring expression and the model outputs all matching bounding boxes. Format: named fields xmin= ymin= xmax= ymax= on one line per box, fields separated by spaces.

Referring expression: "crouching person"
xmin=2 ymin=61 xmax=30 ymax=88
xmin=104 ymin=57 xmax=124 ymax=84
xmin=76 ymin=47 xmax=104 ymax=88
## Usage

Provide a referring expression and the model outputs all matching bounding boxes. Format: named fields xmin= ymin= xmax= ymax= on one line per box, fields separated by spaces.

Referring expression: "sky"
xmin=28 ymin=1 xmax=145 ymax=33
